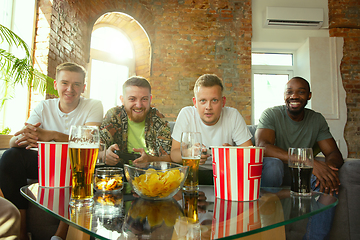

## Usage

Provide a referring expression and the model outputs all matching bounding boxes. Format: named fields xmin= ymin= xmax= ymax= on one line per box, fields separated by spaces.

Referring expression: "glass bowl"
xmin=124 ymin=162 xmax=189 ymax=200
xmin=94 ymin=167 xmax=124 ymax=192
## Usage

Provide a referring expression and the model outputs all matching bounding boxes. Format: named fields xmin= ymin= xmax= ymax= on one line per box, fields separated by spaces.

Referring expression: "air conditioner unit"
xmin=264 ymin=7 xmax=324 ymax=29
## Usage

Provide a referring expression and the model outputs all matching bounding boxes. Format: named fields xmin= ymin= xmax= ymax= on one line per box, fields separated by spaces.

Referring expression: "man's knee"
xmin=261 ymin=157 xmax=284 ymax=187
xmin=0 ymin=198 xmax=20 ymax=239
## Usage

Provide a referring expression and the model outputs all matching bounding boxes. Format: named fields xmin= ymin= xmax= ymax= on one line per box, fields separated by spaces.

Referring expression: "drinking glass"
xmin=181 ymin=132 xmax=202 ymax=191
xmin=288 ymin=148 xmax=314 ymax=196
xmin=69 ymin=125 xmax=100 ymax=207
xmin=96 ymin=143 xmax=106 ymax=167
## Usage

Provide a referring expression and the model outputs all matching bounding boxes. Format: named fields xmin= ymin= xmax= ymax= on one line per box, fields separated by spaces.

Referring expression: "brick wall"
xmin=328 ymin=0 xmax=360 ymax=158
xmin=33 ymin=0 xmax=252 ymax=123
xmin=32 ymin=0 xmax=359 ymax=157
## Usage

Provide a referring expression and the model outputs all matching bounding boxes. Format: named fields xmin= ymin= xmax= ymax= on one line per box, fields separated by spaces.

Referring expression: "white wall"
xmin=252 ymin=0 xmax=329 ymax=51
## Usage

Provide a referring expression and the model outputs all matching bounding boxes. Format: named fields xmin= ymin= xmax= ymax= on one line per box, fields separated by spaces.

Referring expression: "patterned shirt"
xmin=99 ymin=105 xmax=171 ymax=156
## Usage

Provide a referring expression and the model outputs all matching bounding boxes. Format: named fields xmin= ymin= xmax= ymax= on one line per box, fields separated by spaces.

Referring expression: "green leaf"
xmin=0 ymin=24 xmax=58 ymax=97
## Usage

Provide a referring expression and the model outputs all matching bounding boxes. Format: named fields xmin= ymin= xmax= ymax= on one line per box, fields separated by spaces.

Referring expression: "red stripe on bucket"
xmin=49 ymin=144 xmax=56 ymax=187
xmin=219 ymin=148 xmax=225 ymax=200
xmin=40 ymin=144 xmax=46 ymax=187
xmin=237 ymin=148 xmax=244 ymax=201
xmin=225 ymin=148 xmax=232 ymax=201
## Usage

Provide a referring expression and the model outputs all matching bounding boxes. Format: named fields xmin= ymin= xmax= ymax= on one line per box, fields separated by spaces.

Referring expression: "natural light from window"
xmin=89 ymin=25 xmax=135 ymax=115
xmin=91 ymin=27 xmax=133 ymax=59
xmin=252 ymin=52 xmax=293 ymax=125
xmin=252 ymin=53 xmax=293 ymax=66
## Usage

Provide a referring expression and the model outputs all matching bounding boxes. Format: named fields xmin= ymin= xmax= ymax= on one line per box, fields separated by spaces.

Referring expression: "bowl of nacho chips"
xmin=124 ymin=162 xmax=189 ymax=200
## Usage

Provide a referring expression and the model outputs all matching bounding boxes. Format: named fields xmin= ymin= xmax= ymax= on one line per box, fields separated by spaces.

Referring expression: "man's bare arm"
xmin=170 ymin=139 xmax=182 ymax=164
xmin=255 ymin=128 xmax=288 ymax=163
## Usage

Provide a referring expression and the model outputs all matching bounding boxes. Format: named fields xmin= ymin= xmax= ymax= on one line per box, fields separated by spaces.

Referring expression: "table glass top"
xmin=21 ymin=183 xmax=337 ymax=240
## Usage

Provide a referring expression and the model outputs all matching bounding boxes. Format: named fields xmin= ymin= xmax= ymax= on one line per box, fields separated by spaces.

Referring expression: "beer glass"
xmin=69 ymin=125 xmax=100 ymax=207
xmin=181 ymin=132 xmax=202 ymax=191
xmin=96 ymin=143 xmax=106 ymax=167
xmin=288 ymin=148 xmax=314 ymax=196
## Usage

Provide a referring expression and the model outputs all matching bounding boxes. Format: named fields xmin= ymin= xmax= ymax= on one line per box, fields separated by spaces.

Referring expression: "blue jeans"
xmin=302 ymin=175 xmax=336 ymax=240
xmin=261 ymin=157 xmax=284 ymax=187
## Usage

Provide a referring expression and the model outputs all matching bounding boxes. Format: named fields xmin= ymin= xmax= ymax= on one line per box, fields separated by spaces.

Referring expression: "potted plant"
xmin=0 ymin=24 xmax=57 ymax=146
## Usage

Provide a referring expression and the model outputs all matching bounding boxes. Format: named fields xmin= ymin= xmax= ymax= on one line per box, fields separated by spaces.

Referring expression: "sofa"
xmin=1 ymin=124 xmax=359 ymax=240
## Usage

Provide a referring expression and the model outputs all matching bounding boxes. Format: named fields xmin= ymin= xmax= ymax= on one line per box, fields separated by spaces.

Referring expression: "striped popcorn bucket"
xmin=211 ymin=146 xmax=264 ymax=202
xmin=38 ymin=142 xmax=72 ymax=187
xmin=37 ymin=186 xmax=72 ymax=218
xmin=211 ymin=197 xmax=261 ymax=239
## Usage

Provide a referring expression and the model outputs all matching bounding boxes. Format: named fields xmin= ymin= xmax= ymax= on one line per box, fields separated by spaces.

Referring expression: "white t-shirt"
xmin=27 ymin=97 xmax=103 ymax=134
xmin=172 ymin=106 xmax=252 ymax=165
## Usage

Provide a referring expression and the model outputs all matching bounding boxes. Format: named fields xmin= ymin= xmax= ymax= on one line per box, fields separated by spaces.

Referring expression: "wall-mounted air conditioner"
xmin=264 ymin=7 xmax=324 ymax=29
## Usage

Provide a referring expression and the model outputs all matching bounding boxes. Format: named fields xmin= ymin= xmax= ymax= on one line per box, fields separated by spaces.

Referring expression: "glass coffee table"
xmin=21 ymin=183 xmax=337 ymax=240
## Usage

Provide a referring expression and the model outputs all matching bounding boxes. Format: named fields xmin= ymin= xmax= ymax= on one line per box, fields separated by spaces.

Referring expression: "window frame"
xmin=251 ymin=51 xmax=295 ymax=125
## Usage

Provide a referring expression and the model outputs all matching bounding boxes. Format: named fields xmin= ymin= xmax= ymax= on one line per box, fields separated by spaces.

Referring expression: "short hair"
xmin=290 ymin=76 xmax=311 ymax=92
xmin=123 ymin=76 xmax=151 ymax=95
xmin=194 ymin=74 xmax=224 ymax=96
xmin=56 ymin=62 xmax=86 ymax=82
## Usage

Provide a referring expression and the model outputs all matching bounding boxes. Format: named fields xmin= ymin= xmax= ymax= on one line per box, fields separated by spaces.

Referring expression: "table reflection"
xmin=20 ymin=184 xmax=338 ymax=240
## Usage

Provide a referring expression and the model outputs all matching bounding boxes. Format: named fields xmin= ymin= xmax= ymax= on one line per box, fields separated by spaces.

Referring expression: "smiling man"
xmin=0 ymin=62 xmax=103 ymax=240
xmin=170 ymin=74 xmax=252 ymax=168
xmin=255 ymin=76 xmax=344 ymax=240
xmin=100 ymin=76 xmax=172 ymax=165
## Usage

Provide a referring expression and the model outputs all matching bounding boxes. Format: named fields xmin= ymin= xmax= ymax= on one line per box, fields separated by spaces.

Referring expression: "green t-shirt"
xmin=127 ymin=119 xmax=148 ymax=153
xmin=257 ymin=105 xmax=333 ymax=152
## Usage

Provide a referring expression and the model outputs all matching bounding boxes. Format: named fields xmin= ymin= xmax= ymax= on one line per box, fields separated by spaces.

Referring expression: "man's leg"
xmin=0 ymin=197 xmax=20 ymax=240
xmin=302 ymin=175 xmax=336 ymax=240
xmin=261 ymin=157 xmax=284 ymax=187
xmin=0 ymin=148 xmax=38 ymax=240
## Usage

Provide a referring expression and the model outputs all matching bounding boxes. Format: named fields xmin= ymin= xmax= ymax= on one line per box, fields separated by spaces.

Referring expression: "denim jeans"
xmin=302 ymin=175 xmax=336 ymax=240
xmin=261 ymin=157 xmax=284 ymax=187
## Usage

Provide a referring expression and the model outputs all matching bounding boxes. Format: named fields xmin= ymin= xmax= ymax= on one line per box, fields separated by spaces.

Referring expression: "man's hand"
xmin=14 ymin=122 xmax=41 ymax=149
xmin=106 ymin=144 xmax=120 ymax=166
xmin=132 ymin=148 xmax=148 ymax=164
xmin=312 ymin=160 xmax=340 ymax=195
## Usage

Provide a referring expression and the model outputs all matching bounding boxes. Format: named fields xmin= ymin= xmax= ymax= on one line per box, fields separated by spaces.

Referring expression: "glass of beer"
xmin=288 ymin=148 xmax=314 ymax=196
xmin=181 ymin=132 xmax=202 ymax=191
xmin=69 ymin=125 xmax=100 ymax=207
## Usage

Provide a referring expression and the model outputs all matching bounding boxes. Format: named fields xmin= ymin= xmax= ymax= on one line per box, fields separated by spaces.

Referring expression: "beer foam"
xmin=68 ymin=142 xmax=99 ymax=149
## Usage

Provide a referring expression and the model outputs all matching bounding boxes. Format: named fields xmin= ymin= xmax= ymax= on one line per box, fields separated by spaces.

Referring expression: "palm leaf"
xmin=0 ymin=24 xmax=57 ymax=96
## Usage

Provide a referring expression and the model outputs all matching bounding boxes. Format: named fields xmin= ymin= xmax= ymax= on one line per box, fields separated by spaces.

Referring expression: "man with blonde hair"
xmin=171 ymin=74 xmax=252 ymax=176
xmin=0 ymin=62 xmax=103 ymax=240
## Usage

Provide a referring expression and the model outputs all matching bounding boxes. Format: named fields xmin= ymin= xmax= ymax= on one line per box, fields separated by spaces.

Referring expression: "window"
xmin=252 ymin=53 xmax=294 ymax=125
xmin=87 ymin=25 xmax=135 ymax=114
xmin=0 ymin=0 xmax=36 ymax=134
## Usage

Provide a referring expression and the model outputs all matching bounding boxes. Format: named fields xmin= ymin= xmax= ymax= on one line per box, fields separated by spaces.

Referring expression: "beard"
xmin=126 ymin=107 xmax=149 ymax=123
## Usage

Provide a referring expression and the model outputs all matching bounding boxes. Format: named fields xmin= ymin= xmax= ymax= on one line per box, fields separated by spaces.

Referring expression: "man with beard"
xmin=100 ymin=76 xmax=171 ymax=165
xmin=255 ymin=77 xmax=343 ymax=239
xmin=255 ymin=77 xmax=343 ymax=192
